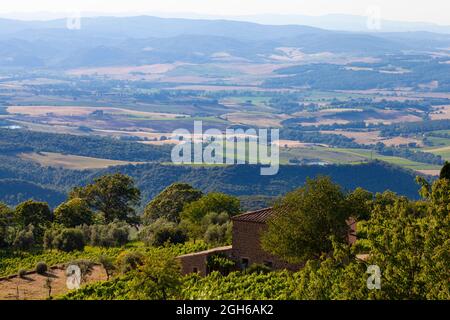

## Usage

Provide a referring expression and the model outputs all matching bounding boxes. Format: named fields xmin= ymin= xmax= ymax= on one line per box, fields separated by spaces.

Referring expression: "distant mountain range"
xmin=213 ymin=14 xmax=450 ymax=34
xmin=2 ymin=12 xmax=450 ymax=34
xmin=1 ymin=15 xmax=450 ymax=68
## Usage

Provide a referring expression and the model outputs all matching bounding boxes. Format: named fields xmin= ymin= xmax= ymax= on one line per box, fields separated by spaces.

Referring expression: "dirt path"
xmin=0 ymin=266 xmax=107 ymax=300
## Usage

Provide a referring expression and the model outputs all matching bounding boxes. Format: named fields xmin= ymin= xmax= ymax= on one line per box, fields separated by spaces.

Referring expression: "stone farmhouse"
xmin=178 ymin=207 xmax=357 ymax=276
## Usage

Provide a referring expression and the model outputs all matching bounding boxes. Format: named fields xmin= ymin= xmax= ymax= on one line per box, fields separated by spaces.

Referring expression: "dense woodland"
xmin=0 ymin=150 xmax=422 ymax=208
xmin=0 ymin=129 xmax=172 ymax=162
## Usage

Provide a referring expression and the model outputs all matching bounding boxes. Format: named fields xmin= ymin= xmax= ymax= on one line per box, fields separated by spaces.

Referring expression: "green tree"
xmin=14 ymin=200 xmax=52 ymax=237
xmin=13 ymin=225 xmax=35 ymax=250
xmin=292 ymin=240 xmax=368 ymax=300
xmin=439 ymin=161 xmax=450 ymax=180
xmin=204 ymin=222 xmax=232 ymax=245
xmin=181 ymin=192 xmax=240 ymax=225
xmin=45 ymin=228 xmax=85 ymax=252
xmin=346 ymin=187 xmax=373 ymax=221
xmin=128 ymin=250 xmax=181 ymax=300
xmin=180 ymin=193 xmax=239 ymax=241
xmin=70 ymin=173 xmax=140 ymax=224
xmin=0 ymin=202 xmax=12 ymax=220
xmin=143 ymin=183 xmax=202 ymax=224
xmin=0 ymin=202 xmax=13 ymax=247
xmin=81 ymin=221 xmax=130 ymax=247
xmin=358 ymin=179 xmax=450 ymax=300
xmin=54 ymin=198 xmax=94 ymax=228
xmin=261 ymin=177 xmax=352 ymax=264
xmin=138 ymin=218 xmax=187 ymax=246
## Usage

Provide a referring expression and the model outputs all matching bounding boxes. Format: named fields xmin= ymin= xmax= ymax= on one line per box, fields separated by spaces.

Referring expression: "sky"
xmin=0 ymin=0 xmax=449 ymax=25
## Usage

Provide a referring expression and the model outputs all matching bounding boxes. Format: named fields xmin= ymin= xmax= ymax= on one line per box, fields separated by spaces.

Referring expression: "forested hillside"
xmin=0 ymin=129 xmax=172 ymax=162
xmin=0 ymin=179 xmax=65 ymax=206
xmin=0 ymin=155 xmax=422 ymax=207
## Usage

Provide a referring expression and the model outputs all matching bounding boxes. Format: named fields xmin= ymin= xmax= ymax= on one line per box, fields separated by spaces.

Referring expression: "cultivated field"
xmin=430 ymin=105 xmax=450 ymax=120
xmin=7 ymin=106 xmax=187 ymax=119
xmin=66 ymin=63 xmax=183 ymax=80
xmin=380 ymin=136 xmax=423 ymax=147
xmin=20 ymin=152 xmax=143 ymax=170
xmin=223 ymin=112 xmax=289 ymax=127
xmin=320 ymin=130 xmax=381 ymax=145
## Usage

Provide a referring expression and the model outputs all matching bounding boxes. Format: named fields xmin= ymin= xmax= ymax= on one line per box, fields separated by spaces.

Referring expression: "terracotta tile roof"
xmin=231 ymin=207 xmax=275 ymax=224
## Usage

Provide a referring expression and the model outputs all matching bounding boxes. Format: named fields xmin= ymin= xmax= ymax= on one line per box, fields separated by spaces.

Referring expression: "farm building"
xmin=177 ymin=207 xmax=357 ymax=276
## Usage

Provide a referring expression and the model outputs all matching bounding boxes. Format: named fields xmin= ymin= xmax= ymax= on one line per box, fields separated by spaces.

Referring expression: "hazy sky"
xmin=1 ymin=0 xmax=449 ymax=25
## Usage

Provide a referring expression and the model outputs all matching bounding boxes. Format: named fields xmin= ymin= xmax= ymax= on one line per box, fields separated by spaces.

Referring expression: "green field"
xmin=425 ymin=147 xmax=450 ymax=161
xmin=280 ymin=146 xmax=441 ymax=172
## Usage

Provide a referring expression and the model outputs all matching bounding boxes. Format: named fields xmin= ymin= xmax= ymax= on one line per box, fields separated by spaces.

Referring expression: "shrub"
xmin=202 ymin=212 xmax=230 ymax=226
xmin=181 ymin=211 xmax=232 ymax=243
xmin=206 ymin=254 xmax=236 ymax=275
xmin=52 ymin=228 xmax=85 ymax=252
xmin=43 ymin=228 xmax=58 ymax=250
xmin=35 ymin=262 xmax=48 ymax=275
xmin=18 ymin=269 xmax=27 ymax=278
xmin=13 ymin=226 xmax=35 ymax=250
xmin=138 ymin=219 xmax=187 ymax=246
xmin=98 ymin=255 xmax=115 ymax=280
xmin=204 ymin=222 xmax=232 ymax=245
xmin=83 ymin=221 xmax=130 ymax=247
xmin=127 ymin=250 xmax=182 ymax=300
xmin=245 ymin=263 xmax=272 ymax=275
xmin=116 ymin=251 xmax=144 ymax=274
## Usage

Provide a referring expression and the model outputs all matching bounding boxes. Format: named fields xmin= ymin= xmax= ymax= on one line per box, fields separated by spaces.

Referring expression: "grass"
xmin=279 ymin=146 xmax=441 ymax=171
xmin=422 ymin=133 xmax=450 ymax=160
xmin=426 ymin=148 xmax=450 ymax=161
xmin=424 ymin=136 xmax=450 ymax=148
xmin=165 ymin=141 xmax=441 ymax=172
xmin=333 ymin=148 xmax=441 ymax=171
xmin=280 ymin=146 xmax=366 ymax=165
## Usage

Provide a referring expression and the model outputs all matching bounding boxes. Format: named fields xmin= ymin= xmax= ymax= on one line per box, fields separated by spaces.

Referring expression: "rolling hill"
xmin=1 ymin=16 xmax=450 ymax=68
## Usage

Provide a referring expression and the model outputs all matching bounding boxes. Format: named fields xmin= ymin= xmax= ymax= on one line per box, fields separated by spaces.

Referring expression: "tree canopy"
xmin=143 ymin=183 xmax=202 ymax=224
xmin=14 ymin=200 xmax=52 ymax=237
xmin=54 ymin=198 xmax=94 ymax=228
xmin=261 ymin=177 xmax=356 ymax=264
xmin=181 ymin=192 xmax=241 ymax=224
xmin=70 ymin=173 xmax=140 ymax=224
xmin=439 ymin=161 xmax=450 ymax=180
